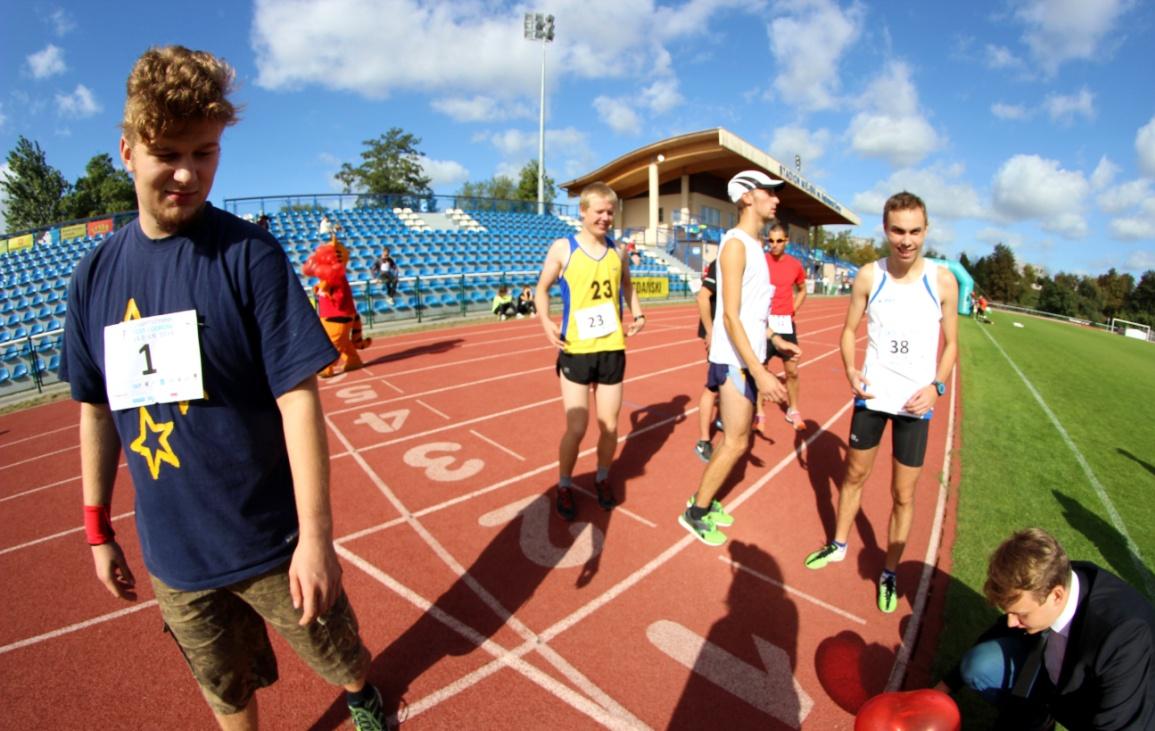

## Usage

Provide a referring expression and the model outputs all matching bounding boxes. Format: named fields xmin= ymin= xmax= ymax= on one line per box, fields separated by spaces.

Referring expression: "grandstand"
xmin=0 ymin=198 xmax=689 ymax=399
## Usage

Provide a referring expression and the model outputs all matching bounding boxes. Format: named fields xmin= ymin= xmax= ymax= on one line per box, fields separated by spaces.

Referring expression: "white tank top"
xmin=709 ymin=228 xmax=773 ymax=368
xmin=861 ymin=258 xmax=942 ymax=417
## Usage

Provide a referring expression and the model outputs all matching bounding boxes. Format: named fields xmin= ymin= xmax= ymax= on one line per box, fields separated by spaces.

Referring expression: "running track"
xmin=0 ymin=300 xmax=960 ymax=729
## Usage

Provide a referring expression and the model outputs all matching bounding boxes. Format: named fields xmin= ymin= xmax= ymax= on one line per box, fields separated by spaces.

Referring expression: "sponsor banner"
xmin=633 ymin=276 xmax=669 ymax=299
xmin=87 ymin=218 xmax=114 ymax=237
xmin=0 ymin=239 xmax=7 ymax=255
xmin=8 ymin=234 xmax=35 ymax=252
xmin=61 ymin=223 xmax=88 ymax=241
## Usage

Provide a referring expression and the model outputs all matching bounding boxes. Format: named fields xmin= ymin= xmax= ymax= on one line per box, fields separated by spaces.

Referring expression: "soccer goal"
xmin=1110 ymin=317 xmax=1152 ymax=342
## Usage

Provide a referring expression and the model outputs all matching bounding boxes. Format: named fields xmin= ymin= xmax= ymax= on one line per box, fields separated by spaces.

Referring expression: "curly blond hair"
xmin=122 ymin=45 xmax=239 ymax=144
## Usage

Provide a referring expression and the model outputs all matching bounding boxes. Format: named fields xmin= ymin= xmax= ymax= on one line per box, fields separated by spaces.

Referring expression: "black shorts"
xmin=848 ymin=406 xmax=931 ymax=467
xmin=766 ymin=327 xmax=799 ymax=360
xmin=556 ymin=350 xmax=626 ymax=385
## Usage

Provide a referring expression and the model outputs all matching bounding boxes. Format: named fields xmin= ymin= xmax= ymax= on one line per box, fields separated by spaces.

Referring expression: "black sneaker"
xmin=594 ymin=477 xmax=616 ymax=510
xmin=556 ymin=487 xmax=576 ymax=521
xmin=348 ymin=685 xmax=389 ymax=731
xmin=694 ymin=440 xmax=713 ymax=463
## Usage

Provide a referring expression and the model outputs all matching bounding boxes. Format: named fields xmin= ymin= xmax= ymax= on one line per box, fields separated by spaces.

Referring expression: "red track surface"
xmin=0 ymin=300 xmax=959 ymax=729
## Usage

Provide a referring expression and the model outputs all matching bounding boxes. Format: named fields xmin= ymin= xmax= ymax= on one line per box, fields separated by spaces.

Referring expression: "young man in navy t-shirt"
xmin=61 ymin=46 xmax=387 ymax=730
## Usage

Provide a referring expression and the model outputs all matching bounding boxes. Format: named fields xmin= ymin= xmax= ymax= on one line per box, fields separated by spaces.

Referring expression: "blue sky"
xmin=2 ymin=0 xmax=1154 ymax=276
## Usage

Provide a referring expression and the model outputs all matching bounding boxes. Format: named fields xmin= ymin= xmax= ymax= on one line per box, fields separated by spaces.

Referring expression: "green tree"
xmin=2 ymin=136 xmax=70 ymax=230
xmin=516 ymin=159 xmax=557 ymax=204
xmin=1037 ymin=273 xmax=1078 ymax=316
xmin=458 ymin=175 xmax=518 ymax=201
xmin=1075 ymin=276 xmax=1106 ymax=321
xmin=1097 ymin=268 xmax=1134 ymax=319
xmin=1128 ymin=270 xmax=1155 ymax=315
xmin=335 ymin=127 xmax=433 ymax=197
xmin=1019 ymin=263 xmax=1043 ymax=308
xmin=975 ymin=244 xmax=1022 ymax=303
xmin=64 ymin=153 xmax=136 ymax=218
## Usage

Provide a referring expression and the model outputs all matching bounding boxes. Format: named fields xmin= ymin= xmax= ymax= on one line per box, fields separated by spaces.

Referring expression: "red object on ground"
xmin=854 ymin=689 xmax=960 ymax=731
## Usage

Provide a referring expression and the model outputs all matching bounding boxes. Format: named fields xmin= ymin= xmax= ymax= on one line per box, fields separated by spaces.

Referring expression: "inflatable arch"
xmin=928 ymin=258 xmax=974 ymax=315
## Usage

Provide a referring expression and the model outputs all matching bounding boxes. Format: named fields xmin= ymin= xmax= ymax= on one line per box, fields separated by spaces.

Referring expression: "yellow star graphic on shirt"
xmin=129 ymin=406 xmax=181 ymax=480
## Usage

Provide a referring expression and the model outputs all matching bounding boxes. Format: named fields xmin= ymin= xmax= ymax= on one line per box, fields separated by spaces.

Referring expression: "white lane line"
xmin=416 ymin=399 xmax=450 ymax=420
xmin=0 ymin=444 xmax=78 ymax=471
xmin=469 ymin=429 xmax=526 ymax=461
xmin=0 ymin=601 xmax=158 ymax=656
xmin=539 ymin=399 xmax=856 ymax=644
xmin=379 ymin=379 xmax=405 ymax=394
xmin=886 ymin=365 xmax=958 ymax=691
xmin=719 ymin=556 xmax=868 ymax=626
xmin=0 ymin=511 xmax=135 ymax=556
xmin=980 ymin=326 xmax=1154 ymax=598
xmin=0 ymin=423 xmax=75 ymax=450
xmin=1 ymin=474 xmax=80 ymax=503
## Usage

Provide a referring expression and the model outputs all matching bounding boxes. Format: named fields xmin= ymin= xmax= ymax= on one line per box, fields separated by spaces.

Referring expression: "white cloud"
xmin=991 ymin=153 xmax=1090 ymax=237
xmin=852 ymin=163 xmax=986 ymax=224
xmin=431 ymin=95 xmax=531 ymax=123
xmin=977 ymin=227 xmax=1027 ymax=250
xmin=640 ymin=77 xmax=683 ymax=115
xmin=0 ymin=103 xmax=6 ymax=129
xmin=847 ymin=62 xmax=942 ymax=167
xmin=27 ymin=45 xmax=66 ymax=79
xmin=1097 ymin=178 xmax=1152 ymax=214
xmin=1090 ymin=156 xmax=1119 ymax=190
xmin=1015 ymin=0 xmax=1135 ymax=76
xmin=593 ymin=96 xmax=641 ymax=135
xmin=1137 ymin=115 xmax=1155 ymax=178
xmin=1125 ymin=249 xmax=1155 ymax=270
xmin=48 ymin=8 xmax=76 ymax=36
xmin=1043 ymin=87 xmax=1095 ymax=124
xmin=769 ymin=125 xmax=830 ymax=168
xmin=984 ymin=44 xmax=1025 ymax=71
xmin=251 ymin=0 xmax=747 ymax=100
xmin=55 ymin=84 xmax=101 ymax=118
xmin=419 ymin=157 xmax=469 ymax=188
xmin=769 ymin=0 xmax=865 ymax=112
xmin=991 ymin=102 xmax=1029 ymax=121
xmin=475 ymin=126 xmax=591 ymax=178
xmin=1108 ymin=195 xmax=1155 ymax=240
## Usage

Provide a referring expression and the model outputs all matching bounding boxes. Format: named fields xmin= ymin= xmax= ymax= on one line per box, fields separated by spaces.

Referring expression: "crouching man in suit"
xmin=942 ymin=528 xmax=1155 ymax=730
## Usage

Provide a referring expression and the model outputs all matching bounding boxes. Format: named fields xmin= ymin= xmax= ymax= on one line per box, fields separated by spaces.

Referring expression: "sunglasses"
xmin=767 ymin=238 xmax=788 ymax=244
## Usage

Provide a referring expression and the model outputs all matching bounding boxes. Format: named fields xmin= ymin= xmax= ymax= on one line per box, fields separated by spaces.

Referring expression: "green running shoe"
xmin=678 ymin=508 xmax=726 ymax=547
xmin=804 ymin=542 xmax=847 ymax=569
xmin=878 ymin=572 xmax=898 ymax=613
xmin=685 ymin=496 xmax=734 ymax=527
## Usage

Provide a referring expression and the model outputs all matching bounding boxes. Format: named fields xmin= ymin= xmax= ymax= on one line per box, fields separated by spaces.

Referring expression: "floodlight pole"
xmin=525 ymin=13 xmax=554 ymax=216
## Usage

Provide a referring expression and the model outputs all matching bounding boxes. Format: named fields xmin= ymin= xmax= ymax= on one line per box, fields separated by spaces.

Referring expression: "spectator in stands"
xmin=58 ymin=45 xmax=386 ymax=731
xmin=257 ymin=213 xmax=270 ymax=231
xmin=630 ymin=249 xmax=643 ymax=268
xmin=318 ymin=214 xmax=332 ymax=237
xmin=754 ymin=222 xmax=807 ymax=434
xmin=535 ymin=181 xmax=645 ymax=520
xmin=374 ymin=247 xmax=400 ymax=303
xmin=941 ymin=528 xmax=1155 ymax=730
xmin=492 ymin=285 xmax=517 ymax=320
xmin=517 ymin=285 xmax=536 ymax=317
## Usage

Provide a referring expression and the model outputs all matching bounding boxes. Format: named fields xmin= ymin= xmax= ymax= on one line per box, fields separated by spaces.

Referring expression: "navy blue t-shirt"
xmin=61 ymin=205 xmax=337 ymax=590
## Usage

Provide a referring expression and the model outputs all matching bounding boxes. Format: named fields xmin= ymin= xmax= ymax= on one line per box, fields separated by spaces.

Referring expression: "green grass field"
xmin=937 ymin=309 xmax=1155 ymax=727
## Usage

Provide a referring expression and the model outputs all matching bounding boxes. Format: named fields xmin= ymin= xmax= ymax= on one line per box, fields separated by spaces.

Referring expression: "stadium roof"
xmin=561 ymin=127 xmax=860 ymax=227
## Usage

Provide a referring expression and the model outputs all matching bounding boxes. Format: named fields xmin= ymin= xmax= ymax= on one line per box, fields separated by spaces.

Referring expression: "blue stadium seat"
xmin=12 ymin=363 xmax=29 ymax=380
xmin=0 ymin=367 xmax=9 ymax=385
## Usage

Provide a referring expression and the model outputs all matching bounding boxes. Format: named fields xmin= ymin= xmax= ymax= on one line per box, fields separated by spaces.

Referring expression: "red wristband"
xmin=84 ymin=505 xmax=116 ymax=546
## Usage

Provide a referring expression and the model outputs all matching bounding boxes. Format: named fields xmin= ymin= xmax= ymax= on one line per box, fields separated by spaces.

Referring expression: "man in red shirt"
xmin=756 ymin=222 xmax=808 ymax=432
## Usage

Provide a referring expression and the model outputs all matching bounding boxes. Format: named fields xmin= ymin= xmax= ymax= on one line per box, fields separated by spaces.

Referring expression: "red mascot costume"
xmin=302 ymin=235 xmax=370 ymax=377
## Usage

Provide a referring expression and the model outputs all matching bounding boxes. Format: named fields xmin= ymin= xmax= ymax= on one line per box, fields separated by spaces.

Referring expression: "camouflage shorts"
xmin=150 ymin=564 xmax=371 ymax=715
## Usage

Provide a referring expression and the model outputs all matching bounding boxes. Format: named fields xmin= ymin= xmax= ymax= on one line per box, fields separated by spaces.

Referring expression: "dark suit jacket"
xmin=950 ymin=562 xmax=1155 ymax=730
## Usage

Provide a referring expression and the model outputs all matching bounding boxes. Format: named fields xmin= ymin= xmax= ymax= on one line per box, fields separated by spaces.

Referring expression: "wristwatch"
xmin=933 ymin=380 xmax=946 ymax=396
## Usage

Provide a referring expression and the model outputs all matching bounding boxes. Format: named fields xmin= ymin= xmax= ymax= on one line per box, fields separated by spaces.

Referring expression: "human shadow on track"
xmin=800 ymin=425 xmax=884 ymax=579
xmin=667 ymin=541 xmax=804 ymax=729
xmin=1053 ymin=489 xmax=1155 ymax=599
xmin=574 ymin=392 xmax=691 ymax=588
xmin=362 ymin=338 xmax=464 ymax=367
xmin=308 ymin=491 xmax=623 ymax=729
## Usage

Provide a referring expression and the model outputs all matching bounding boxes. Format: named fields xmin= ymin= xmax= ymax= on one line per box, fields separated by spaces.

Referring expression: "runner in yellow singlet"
xmin=535 ymin=182 xmax=645 ymax=521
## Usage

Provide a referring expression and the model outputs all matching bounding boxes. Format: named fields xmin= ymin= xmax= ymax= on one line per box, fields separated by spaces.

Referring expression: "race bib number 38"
xmin=575 ymin=301 xmax=618 ymax=341
xmin=104 ymin=310 xmax=204 ymax=411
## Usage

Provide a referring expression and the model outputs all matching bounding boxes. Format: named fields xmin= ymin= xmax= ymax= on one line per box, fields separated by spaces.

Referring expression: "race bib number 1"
xmin=104 ymin=310 xmax=204 ymax=411
xmin=768 ymin=314 xmax=794 ymax=335
xmin=575 ymin=301 xmax=618 ymax=341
